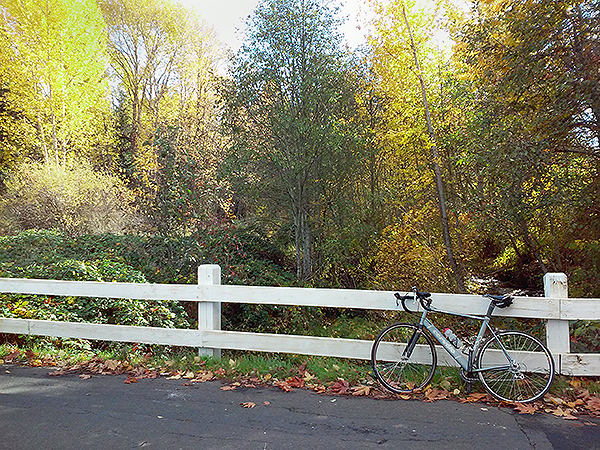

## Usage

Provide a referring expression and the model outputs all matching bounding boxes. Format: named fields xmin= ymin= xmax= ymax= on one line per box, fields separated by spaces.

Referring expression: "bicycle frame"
xmin=411 ymin=304 xmax=512 ymax=374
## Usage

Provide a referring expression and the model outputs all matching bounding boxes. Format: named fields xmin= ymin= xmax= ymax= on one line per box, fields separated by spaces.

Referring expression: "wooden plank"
xmin=429 ymin=293 xmax=560 ymax=319
xmin=0 ymin=318 xmax=202 ymax=347
xmin=560 ymin=299 xmax=600 ymax=321
xmin=202 ymin=285 xmax=562 ymax=319
xmin=0 ymin=277 xmax=573 ymax=319
xmin=203 ymin=330 xmax=374 ymax=360
xmin=0 ymin=278 xmax=199 ymax=301
xmin=560 ymin=353 xmax=600 ymax=377
xmin=202 ymin=284 xmax=396 ymax=310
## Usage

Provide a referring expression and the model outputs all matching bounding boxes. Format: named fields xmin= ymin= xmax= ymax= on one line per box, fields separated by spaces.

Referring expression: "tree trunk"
xmin=518 ymin=219 xmax=548 ymax=274
xmin=36 ymin=115 xmax=49 ymax=165
xmin=400 ymin=3 xmax=466 ymax=293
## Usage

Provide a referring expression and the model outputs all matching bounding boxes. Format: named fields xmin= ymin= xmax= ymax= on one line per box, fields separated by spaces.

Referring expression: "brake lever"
xmin=394 ymin=292 xmax=412 ymax=312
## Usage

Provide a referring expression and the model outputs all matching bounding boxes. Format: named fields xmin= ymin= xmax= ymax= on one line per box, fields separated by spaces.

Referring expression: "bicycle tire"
xmin=371 ymin=322 xmax=437 ymax=394
xmin=476 ymin=330 xmax=555 ymax=403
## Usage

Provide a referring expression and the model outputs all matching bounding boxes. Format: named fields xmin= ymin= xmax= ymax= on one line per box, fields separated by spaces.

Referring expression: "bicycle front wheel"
xmin=371 ymin=323 xmax=437 ymax=394
xmin=476 ymin=331 xmax=554 ymax=403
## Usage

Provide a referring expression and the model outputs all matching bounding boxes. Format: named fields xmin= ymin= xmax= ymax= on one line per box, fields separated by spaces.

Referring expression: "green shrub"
xmin=0 ymin=228 xmax=297 ymax=332
xmin=0 ymin=258 xmax=188 ymax=328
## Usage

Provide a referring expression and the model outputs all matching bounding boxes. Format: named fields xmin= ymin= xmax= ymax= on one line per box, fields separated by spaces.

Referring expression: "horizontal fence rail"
xmin=0 ymin=268 xmax=598 ymax=376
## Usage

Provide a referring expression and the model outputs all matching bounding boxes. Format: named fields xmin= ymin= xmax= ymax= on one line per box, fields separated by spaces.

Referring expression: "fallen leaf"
xmin=104 ymin=360 xmax=119 ymax=371
xmin=330 ymin=378 xmax=349 ymax=395
xmin=312 ymin=384 xmax=326 ymax=394
xmin=514 ymin=403 xmax=539 ymax=415
xmin=577 ymin=389 xmax=591 ymax=401
xmin=263 ymin=401 xmax=271 ymax=406
xmin=552 ymin=407 xmax=577 ymax=420
xmin=285 ymin=376 xmax=304 ymax=388
xmin=296 ymin=361 xmax=308 ymax=375
xmin=166 ymin=374 xmax=181 ymax=380
xmin=303 ymin=372 xmax=315 ymax=382
xmin=241 ymin=402 xmax=256 ymax=408
xmin=275 ymin=381 xmax=293 ymax=392
xmin=221 ymin=385 xmax=237 ymax=391
xmin=191 ymin=371 xmax=213 ymax=383
xmin=350 ymin=385 xmax=371 ymax=396
xmin=459 ymin=392 xmax=488 ymax=403
xmin=586 ymin=397 xmax=600 ymax=412
xmin=4 ymin=351 xmax=20 ymax=362
xmin=79 ymin=374 xmax=91 ymax=380
xmin=424 ymin=388 xmax=450 ymax=402
xmin=124 ymin=375 xmax=138 ymax=384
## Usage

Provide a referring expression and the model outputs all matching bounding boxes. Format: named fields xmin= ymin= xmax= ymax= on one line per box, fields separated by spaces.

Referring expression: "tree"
xmin=369 ymin=0 xmax=466 ymax=291
xmin=223 ymin=0 xmax=365 ymax=280
xmin=458 ymin=0 xmax=599 ymax=157
xmin=452 ymin=0 xmax=600 ymax=280
xmin=101 ymin=0 xmax=226 ymax=232
xmin=0 ymin=0 xmax=110 ymax=166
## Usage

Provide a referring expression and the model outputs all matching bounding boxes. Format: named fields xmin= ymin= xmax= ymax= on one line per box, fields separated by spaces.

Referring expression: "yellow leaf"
xmin=350 ymin=385 xmax=371 ymax=396
xmin=191 ymin=371 xmax=213 ymax=383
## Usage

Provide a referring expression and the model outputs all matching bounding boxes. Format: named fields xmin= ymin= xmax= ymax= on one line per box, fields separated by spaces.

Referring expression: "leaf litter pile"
xmin=2 ymin=348 xmax=599 ymax=425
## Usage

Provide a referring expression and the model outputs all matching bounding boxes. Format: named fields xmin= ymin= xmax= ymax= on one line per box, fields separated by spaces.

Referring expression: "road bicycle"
xmin=371 ymin=287 xmax=555 ymax=403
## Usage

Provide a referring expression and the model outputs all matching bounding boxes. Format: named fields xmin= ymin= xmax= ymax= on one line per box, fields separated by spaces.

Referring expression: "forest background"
xmin=0 ymin=0 xmax=598 ymax=345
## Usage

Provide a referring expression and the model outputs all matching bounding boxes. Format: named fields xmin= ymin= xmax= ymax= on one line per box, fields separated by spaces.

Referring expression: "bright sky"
xmin=181 ymin=0 xmax=370 ymax=52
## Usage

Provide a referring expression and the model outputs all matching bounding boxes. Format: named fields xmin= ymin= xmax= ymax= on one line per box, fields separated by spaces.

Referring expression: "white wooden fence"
xmin=0 ymin=266 xmax=598 ymax=376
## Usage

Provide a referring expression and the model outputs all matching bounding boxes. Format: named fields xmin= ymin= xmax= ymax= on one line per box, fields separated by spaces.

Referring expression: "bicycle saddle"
xmin=484 ymin=293 xmax=513 ymax=308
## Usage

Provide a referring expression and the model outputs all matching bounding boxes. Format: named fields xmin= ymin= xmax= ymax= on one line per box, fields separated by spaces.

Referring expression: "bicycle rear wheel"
xmin=476 ymin=330 xmax=554 ymax=403
xmin=371 ymin=323 xmax=437 ymax=394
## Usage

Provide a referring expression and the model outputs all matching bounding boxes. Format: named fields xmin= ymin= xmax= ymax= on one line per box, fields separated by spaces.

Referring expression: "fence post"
xmin=544 ymin=272 xmax=569 ymax=374
xmin=197 ymin=264 xmax=221 ymax=358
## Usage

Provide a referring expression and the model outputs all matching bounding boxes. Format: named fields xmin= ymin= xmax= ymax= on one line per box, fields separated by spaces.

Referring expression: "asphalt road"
xmin=1 ymin=365 xmax=599 ymax=450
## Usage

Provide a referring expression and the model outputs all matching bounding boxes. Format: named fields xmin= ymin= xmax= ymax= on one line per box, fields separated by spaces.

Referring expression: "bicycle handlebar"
xmin=394 ymin=289 xmax=514 ymax=314
xmin=394 ymin=287 xmax=432 ymax=312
